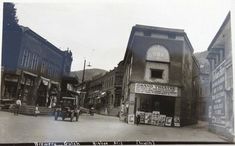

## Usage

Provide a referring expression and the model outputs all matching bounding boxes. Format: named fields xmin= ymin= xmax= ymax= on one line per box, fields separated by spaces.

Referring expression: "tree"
xmin=3 ymin=2 xmax=20 ymax=31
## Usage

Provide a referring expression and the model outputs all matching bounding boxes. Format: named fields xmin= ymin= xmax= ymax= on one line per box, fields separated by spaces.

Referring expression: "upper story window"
xmin=145 ymin=44 xmax=170 ymax=83
xmin=151 ymin=69 xmax=163 ymax=79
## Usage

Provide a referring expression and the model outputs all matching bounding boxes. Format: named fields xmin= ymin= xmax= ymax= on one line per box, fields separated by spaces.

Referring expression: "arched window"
xmin=146 ymin=45 xmax=170 ymax=62
xmin=145 ymin=44 xmax=170 ymax=83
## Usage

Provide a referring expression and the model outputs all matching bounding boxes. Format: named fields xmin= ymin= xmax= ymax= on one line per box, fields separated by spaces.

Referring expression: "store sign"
xmin=135 ymin=83 xmax=178 ymax=97
xmin=211 ymin=61 xmax=227 ymax=127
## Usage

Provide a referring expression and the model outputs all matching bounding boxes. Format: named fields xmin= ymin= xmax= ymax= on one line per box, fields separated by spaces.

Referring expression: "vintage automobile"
xmin=54 ymin=97 xmax=79 ymax=122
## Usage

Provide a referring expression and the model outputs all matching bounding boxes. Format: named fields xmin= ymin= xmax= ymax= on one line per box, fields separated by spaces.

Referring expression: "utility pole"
xmin=82 ymin=59 xmax=86 ymax=83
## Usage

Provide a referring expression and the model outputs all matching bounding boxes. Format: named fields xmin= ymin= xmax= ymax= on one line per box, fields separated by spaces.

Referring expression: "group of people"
xmin=13 ymin=99 xmax=40 ymax=117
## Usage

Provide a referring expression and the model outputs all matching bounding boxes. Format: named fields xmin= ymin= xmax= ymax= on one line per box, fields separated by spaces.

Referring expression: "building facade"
xmin=85 ymin=61 xmax=124 ymax=116
xmin=194 ymin=51 xmax=211 ymax=121
xmin=121 ymin=25 xmax=199 ymax=126
xmin=206 ymin=12 xmax=234 ymax=141
xmin=1 ymin=26 xmax=72 ymax=107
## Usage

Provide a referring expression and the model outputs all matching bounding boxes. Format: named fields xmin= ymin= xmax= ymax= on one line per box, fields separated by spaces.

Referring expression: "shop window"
xmin=151 ymin=69 xmax=163 ymax=79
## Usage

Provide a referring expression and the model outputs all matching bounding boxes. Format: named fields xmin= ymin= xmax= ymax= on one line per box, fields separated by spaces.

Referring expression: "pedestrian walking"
xmin=136 ymin=114 xmax=140 ymax=125
xmin=14 ymin=99 xmax=22 ymax=115
xmin=76 ymin=106 xmax=80 ymax=121
xmin=34 ymin=104 xmax=40 ymax=117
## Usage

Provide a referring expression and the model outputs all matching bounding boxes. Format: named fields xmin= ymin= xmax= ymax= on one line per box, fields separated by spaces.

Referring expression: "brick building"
xmin=206 ymin=12 xmax=234 ymax=141
xmin=1 ymin=26 xmax=72 ymax=107
xmin=85 ymin=61 xmax=124 ymax=116
xmin=121 ymin=25 xmax=199 ymax=126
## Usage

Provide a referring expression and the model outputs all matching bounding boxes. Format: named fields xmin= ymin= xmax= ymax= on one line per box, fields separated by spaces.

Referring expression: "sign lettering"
xmin=135 ymin=83 xmax=179 ymax=97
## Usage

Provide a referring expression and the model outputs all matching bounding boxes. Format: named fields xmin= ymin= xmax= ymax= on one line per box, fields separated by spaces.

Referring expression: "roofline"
xmin=20 ymin=26 xmax=65 ymax=56
xmin=135 ymin=24 xmax=185 ymax=34
xmin=123 ymin=24 xmax=194 ymax=63
xmin=207 ymin=11 xmax=231 ymax=51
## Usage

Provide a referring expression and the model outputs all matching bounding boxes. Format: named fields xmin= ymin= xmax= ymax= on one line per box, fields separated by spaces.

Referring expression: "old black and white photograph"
xmin=0 ymin=0 xmax=234 ymax=145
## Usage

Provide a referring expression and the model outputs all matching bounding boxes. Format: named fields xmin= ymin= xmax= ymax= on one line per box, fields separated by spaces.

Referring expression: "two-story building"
xmin=1 ymin=26 xmax=72 ymax=107
xmin=121 ymin=25 xmax=199 ymax=126
xmin=85 ymin=61 xmax=124 ymax=116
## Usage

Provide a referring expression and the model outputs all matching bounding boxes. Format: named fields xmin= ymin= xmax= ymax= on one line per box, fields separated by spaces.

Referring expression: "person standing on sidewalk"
xmin=34 ymin=104 xmax=40 ymax=117
xmin=14 ymin=99 xmax=22 ymax=115
xmin=136 ymin=114 xmax=140 ymax=126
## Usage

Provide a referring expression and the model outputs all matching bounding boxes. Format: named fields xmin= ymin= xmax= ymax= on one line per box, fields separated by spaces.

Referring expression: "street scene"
xmin=0 ymin=111 xmax=226 ymax=143
xmin=0 ymin=0 xmax=234 ymax=145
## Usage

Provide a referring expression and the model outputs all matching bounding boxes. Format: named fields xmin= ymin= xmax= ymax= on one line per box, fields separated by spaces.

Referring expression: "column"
xmin=127 ymin=92 xmax=136 ymax=124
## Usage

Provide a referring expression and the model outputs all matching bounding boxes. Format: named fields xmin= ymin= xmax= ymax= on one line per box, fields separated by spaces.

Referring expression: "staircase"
xmin=19 ymin=105 xmax=54 ymax=116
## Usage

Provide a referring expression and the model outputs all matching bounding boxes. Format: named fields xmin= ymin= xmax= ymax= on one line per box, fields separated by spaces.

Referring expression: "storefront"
xmin=136 ymin=94 xmax=175 ymax=117
xmin=2 ymin=74 xmax=19 ymax=100
xmin=36 ymin=77 xmax=50 ymax=106
xmin=20 ymin=71 xmax=37 ymax=105
xmin=124 ymin=82 xmax=181 ymax=127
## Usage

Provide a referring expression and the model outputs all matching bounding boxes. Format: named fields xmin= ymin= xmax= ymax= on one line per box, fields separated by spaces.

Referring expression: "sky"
xmin=5 ymin=0 xmax=232 ymax=71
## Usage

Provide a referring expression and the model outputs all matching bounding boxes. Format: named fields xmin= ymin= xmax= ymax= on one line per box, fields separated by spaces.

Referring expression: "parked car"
xmin=54 ymin=97 xmax=79 ymax=122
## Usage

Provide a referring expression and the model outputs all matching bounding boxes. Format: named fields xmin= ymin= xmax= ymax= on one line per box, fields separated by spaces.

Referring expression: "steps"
xmin=19 ymin=105 xmax=54 ymax=116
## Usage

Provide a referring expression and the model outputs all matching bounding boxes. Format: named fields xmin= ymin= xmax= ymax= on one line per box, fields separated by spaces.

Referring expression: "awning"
xmin=23 ymin=71 xmax=37 ymax=77
xmin=42 ymin=80 xmax=49 ymax=86
xmin=5 ymin=78 xmax=18 ymax=82
xmin=4 ymin=74 xmax=19 ymax=82
xmin=51 ymin=80 xmax=60 ymax=85
xmin=100 ymin=92 xmax=106 ymax=97
xmin=62 ymin=97 xmax=76 ymax=100
xmin=41 ymin=76 xmax=50 ymax=86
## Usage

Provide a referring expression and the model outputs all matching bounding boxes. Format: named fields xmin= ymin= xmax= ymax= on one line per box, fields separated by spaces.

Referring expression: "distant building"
xmin=1 ymin=26 xmax=72 ymax=107
xmin=121 ymin=25 xmax=199 ymax=126
xmin=85 ymin=61 xmax=124 ymax=116
xmin=60 ymin=76 xmax=79 ymax=106
xmin=194 ymin=51 xmax=211 ymax=121
xmin=206 ymin=12 xmax=234 ymax=141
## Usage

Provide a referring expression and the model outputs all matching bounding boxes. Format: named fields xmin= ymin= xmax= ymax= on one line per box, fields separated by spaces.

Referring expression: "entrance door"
xmin=36 ymin=82 xmax=47 ymax=106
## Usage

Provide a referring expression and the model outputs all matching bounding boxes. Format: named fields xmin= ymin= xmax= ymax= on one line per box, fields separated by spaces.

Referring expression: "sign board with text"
xmin=211 ymin=60 xmax=226 ymax=127
xmin=135 ymin=83 xmax=179 ymax=97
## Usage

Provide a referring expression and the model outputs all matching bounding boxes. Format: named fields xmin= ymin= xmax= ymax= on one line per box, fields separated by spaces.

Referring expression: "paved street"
xmin=0 ymin=111 xmax=227 ymax=143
